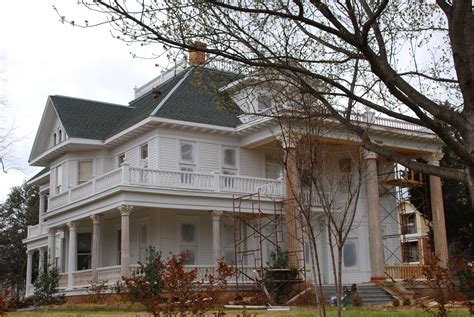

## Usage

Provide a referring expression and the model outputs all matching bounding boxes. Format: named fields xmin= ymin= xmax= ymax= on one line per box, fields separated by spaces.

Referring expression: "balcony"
xmin=26 ymin=223 xmax=48 ymax=240
xmin=49 ymin=164 xmax=285 ymax=212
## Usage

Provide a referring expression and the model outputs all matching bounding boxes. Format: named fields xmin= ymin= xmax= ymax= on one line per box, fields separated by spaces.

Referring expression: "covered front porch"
xmin=25 ymin=206 xmax=267 ymax=295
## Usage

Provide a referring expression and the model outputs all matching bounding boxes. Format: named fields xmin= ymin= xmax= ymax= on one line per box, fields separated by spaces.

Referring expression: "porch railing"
xmin=384 ymin=264 xmax=425 ymax=280
xmin=49 ymin=165 xmax=285 ymax=211
xmin=56 ymin=264 xmax=257 ymax=289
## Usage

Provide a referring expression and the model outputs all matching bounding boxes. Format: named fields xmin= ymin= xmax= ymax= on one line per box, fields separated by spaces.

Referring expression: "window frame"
xmin=118 ymin=153 xmax=126 ymax=167
xmin=140 ymin=143 xmax=149 ymax=168
xmin=222 ymin=146 xmax=238 ymax=175
xmin=77 ymin=160 xmax=93 ymax=185
xmin=342 ymin=237 xmax=359 ymax=270
xmin=256 ymin=94 xmax=272 ymax=111
xmin=178 ymin=221 xmax=198 ymax=265
xmin=55 ymin=164 xmax=63 ymax=194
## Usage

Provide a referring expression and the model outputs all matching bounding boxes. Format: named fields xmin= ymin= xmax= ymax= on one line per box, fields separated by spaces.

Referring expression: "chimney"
xmin=188 ymin=42 xmax=207 ymax=65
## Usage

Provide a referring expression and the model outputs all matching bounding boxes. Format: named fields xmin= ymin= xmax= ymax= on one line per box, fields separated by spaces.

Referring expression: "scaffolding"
xmin=379 ymin=164 xmax=432 ymax=265
xmin=232 ymin=191 xmax=306 ymax=298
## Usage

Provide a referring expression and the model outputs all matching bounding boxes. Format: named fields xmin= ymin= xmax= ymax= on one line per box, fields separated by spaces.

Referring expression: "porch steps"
xmin=321 ymin=284 xmax=394 ymax=306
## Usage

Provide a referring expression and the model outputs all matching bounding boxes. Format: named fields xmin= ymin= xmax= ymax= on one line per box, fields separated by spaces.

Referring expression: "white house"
xmin=23 ymin=51 xmax=448 ymax=296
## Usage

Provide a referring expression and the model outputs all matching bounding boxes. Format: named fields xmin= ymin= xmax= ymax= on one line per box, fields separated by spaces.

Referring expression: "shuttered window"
xmin=78 ymin=161 xmax=93 ymax=184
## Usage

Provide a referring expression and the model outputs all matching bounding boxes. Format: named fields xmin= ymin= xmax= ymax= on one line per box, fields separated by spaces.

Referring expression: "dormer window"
xmin=58 ymin=129 xmax=62 ymax=142
xmin=257 ymin=95 xmax=272 ymax=111
xmin=53 ymin=133 xmax=57 ymax=145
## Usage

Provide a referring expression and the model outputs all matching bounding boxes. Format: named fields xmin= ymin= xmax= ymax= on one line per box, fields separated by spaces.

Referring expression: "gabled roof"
xmin=47 ymin=66 xmax=242 ymax=142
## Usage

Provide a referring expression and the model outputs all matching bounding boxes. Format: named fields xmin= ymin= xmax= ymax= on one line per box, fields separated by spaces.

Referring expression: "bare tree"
xmin=58 ymin=0 xmax=474 ymax=204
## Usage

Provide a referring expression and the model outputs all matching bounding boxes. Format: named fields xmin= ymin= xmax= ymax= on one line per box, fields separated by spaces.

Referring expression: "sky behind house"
xmin=0 ymin=1 xmax=165 ymax=202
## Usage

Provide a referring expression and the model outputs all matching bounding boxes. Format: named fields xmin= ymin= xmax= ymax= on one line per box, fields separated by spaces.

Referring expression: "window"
xmin=265 ymin=153 xmax=282 ymax=179
xmin=343 ymin=238 xmax=358 ymax=268
xmin=223 ymin=224 xmax=234 ymax=264
xmin=77 ymin=233 xmax=92 ymax=271
xmin=402 ymin=241 xmax=419 ymax=263
xmin=58 ymin=129 xmax=62 ymax=142
xmin=139 ymin=224 xmax=148 ymax=263
xmin=257 ymin=95 xmax=272 ymax=111
xmin=222 ymin=147 xmax=237 ymax=176
xmin=118 ymin=153 xmax=126 ymax=167
xmin=180 ymin=141 xmax=195 ymax=164
xmin=117 ymin=229 xmax=121 ymax=265
xmin=180 ymin=141 xmax=196 ymax=185
xmin=180 ymin=223 xmax=197 ymax=265
xmin=53 ymin=133 xmax=57 ymax=146
xmin=55 ymin=165 xmax=63 ymax=194
xmin=401 ymin=213 xmax=417 ymax=235
xmin=78 ymin=160 xmax=93 ymax=184
xmin=140 ymin=144 xmax=148 ymax=168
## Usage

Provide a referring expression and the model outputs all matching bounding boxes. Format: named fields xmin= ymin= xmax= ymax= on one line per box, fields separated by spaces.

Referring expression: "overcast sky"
xmin=0 ymin=1 xmax=165 ymax=202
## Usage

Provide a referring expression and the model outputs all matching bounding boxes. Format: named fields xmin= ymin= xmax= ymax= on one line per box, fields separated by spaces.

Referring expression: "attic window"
xmin=58 ymin=129 xmax=62 ymax=142
xmin=53 ymin=133 xmax=57 ymax=145
xmin=257 ymin=95 xmax=272 ymax=111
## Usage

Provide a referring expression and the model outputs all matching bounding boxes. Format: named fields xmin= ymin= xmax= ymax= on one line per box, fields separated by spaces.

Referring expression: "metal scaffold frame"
xmin=232 ymin=191 xmax=307 ymax=297
xmin=379 ymin=164 xmax=432 ymax=265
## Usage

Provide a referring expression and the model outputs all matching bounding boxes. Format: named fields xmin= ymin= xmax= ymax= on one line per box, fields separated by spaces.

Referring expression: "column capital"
xmin=26 ymin=249 xmax=34 ymax=256
xmin=426 ymin=152 xmax=444 ymax=166
xmin=67 ymin=222 xmax=76 ymax=231
xmin=211 ymin=210 xmax=223 ymax=219
xmin=364 ymin=150 xmax=377 ymax=160
xmin=48 ymin=228 xmax=56 ymax=236
xmin=118 ymin=204 xmax=133 ymax=216
xmin=90 ymin=214 xmax=102 ymax=224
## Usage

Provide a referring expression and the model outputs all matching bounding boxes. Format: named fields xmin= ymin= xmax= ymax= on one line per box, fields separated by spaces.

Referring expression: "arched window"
xmin=53 ymin=133 xmax=57 ymax=145
xmin=58 ymin=129 xmax=62 ymax=142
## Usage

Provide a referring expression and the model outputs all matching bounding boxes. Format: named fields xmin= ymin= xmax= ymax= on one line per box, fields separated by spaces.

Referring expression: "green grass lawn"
xmin=7 ymin=307 xmax=472 ymax=317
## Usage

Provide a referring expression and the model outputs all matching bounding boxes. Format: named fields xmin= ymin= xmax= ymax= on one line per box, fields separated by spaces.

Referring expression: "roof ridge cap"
xmin=51 ymin=95 xmax=129 ymax=108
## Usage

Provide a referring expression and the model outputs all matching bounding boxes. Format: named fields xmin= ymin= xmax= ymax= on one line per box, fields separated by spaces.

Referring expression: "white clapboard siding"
xmin=159 ymin=137 xmax=179 ymax=170
xmin=126 ymin=147 xmax=139 ymax=167
xmin=199 ymin=142 xmax=220 ymax=173
xmin=68 ymin=161 xmax=78 ymax=187
xmin=240 ymin=148 xmax=264 ymax=178
xmin=148 ymin=137 xmax=158 ymax=169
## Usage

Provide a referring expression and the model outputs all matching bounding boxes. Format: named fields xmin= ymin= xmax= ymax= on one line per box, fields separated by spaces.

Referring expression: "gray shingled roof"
xmin=49 ymin=66 xmax=241 ymax=141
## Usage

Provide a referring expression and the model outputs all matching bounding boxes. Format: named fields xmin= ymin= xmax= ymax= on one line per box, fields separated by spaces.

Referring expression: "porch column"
xmin=365 ymin=151 xmax=385 ymax=280
xmin=212 ymin=211 xmax=223 ymax=264
xmin=67 ymin=222 xmax=77 ymax=289
xmin=39 ymin=192 xmax=46 ymax=227
xmin=26 ymin=250 xmax=33 ymax=294
xmin=284 ymin=146 xmax=301 ymax=268
xmin=38 ymin=247 xmax=45 ymax=274
xmin=119 ymin=205 xmax=133 ymax=278
xmin=428 ymin=154 xmax=449 ymax=267
xmin=47 ymin=228 xmax=56 ymax=267
xmin=91 ymin=214 xmax=102 ymax=283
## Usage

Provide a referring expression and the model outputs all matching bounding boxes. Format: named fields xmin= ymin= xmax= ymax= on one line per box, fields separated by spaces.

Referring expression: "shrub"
xmin=86 ymin=280 xmax=109 ymax=303
xmin=0 ymin=289 xmax=12 ymax=316
xmin=263 ymin=251 xmax=299 ymax=304
xmin=32 ymin=267 xmax=65 ymax=306
xmin=124 ymin=248 xmax=233 ymax=316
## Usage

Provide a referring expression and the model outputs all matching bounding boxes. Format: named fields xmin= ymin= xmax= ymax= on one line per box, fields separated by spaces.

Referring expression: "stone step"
xmin=320 ymin=283 xmax=393 ymax=306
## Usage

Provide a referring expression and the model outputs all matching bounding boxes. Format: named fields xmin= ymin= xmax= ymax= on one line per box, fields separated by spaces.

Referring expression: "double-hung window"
xmin=180 ymin=223 xmax=197 ymax=265
xmin=140 ymin=144 xmax=148 ymax=168
xmin=179 ymin=141 xmax=196 ymax=184
xmin=55 ymin=164 xmax=63 ymax=194
xmin=78 ymin=160 xmax=93 ymax=185
xmin=118 ymin=153 xmax=126 ymax=167
xmin=222 ymin=147 xmax=237 ymax=189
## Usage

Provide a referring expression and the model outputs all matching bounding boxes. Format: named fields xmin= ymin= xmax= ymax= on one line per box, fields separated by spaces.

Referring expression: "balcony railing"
xmin=384 ymin=264 xmax=424 ymax=280
xmin=49 ymin=164 xmax=284 ymax=211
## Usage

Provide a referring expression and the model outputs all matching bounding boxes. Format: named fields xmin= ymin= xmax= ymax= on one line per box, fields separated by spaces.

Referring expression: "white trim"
xmin=150 ymin=69 xmax=193 ymax=116
xmin=27 ymin=171 xmax=51 ymax=186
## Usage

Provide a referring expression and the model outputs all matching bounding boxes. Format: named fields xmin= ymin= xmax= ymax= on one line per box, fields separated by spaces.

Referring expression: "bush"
xmin=263 ymin=251 xmax=299 ymax=304
xmin=86 ymin=280 xmax=109 ymax=303
xmin=0 ymin=289 xmax=12 ymax=316
xmin=124 ymin=248 xmax=233 ymax=316
xmin=32 ymin=267 xmax=65 ymax=306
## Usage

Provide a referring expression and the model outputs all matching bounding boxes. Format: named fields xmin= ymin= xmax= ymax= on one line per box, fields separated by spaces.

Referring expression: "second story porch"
xmin=48 ymin=162 xmax=285 ymax=213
